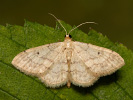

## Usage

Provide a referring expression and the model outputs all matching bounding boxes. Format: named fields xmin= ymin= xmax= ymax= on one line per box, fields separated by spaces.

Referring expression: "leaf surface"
xmin=0 ymin=21 xmax=133 ymax=100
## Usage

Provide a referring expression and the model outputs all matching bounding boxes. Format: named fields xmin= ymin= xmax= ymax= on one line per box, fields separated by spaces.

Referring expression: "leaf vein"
xmin=0 ymin=87 xmax=19 ymax=100
xmin=115 ymin=82 xmax=133 ymax=99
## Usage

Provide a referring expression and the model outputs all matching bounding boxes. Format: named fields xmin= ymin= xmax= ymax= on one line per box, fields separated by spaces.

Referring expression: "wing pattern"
xmin=12 ymin=42 xmax=63 ymax=76
xmin=73 ymin=42 xmax=125 ymax=77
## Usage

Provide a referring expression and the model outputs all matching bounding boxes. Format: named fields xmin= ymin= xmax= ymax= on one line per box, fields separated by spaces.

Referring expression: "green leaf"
xmin=0 ymin=20 xmax=133 ymax=100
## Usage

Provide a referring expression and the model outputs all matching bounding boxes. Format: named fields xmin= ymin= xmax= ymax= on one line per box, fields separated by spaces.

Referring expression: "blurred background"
xmin=0 ymin=0 xmax=132 ymax=50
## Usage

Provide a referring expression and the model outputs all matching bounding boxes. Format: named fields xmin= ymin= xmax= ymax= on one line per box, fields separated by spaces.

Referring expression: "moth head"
xmin=64 ymin=34 xmax=72 ymax=41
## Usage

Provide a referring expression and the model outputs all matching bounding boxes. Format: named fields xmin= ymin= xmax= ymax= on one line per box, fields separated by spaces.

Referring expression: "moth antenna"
xmin=49 ymin=13 xmax=68 ymax=36
xmin=68 ymin=22 xmax=97 ymax=34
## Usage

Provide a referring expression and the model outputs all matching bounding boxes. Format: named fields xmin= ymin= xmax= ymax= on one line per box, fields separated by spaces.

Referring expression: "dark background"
xmin=0 ymin=0 xmax=132 ymax=50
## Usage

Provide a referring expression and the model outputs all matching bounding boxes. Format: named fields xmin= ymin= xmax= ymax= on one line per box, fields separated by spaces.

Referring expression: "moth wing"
xmin=73 ymin=41 xmax=125 ymax=77
xmin=12 ymin=42 xmax=64 ymax=76
xmin=39 ymin=51 xmax=68 ymax=88
xmin=70 ymin=50 xmax=98 ymax=87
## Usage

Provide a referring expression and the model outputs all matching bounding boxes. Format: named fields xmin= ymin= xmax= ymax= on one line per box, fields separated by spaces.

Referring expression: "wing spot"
xmin=98 ymin=52 xmax=100 ymax=55
xmin=37 ymin=52 xmax=39 ymax=54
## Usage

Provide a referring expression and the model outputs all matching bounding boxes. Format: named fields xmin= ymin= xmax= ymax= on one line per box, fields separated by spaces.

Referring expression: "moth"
xmin=12 ymin=14 xmax=125 ymax=88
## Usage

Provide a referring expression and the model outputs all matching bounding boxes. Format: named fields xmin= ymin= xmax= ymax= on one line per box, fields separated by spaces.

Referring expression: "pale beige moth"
xmin=12 ymin=14 xmax=125 ymax=88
